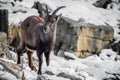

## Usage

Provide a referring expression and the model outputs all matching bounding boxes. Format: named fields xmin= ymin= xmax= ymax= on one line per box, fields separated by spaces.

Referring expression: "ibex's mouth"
xmin=43 ymin=26 xmax=50 ymax=33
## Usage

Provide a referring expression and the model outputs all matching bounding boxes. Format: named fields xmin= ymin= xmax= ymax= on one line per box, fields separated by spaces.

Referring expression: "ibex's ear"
xmin=55 ymin=13 xmax=62 ymax=22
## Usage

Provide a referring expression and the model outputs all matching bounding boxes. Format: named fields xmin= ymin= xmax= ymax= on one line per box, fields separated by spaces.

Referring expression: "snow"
xmin=15 ymin=0 xmax=34 ymax=8
xmin=99 ymin=49 xmax=117 ymax=60
xmin=9 ymin=8 xmax=38 ymax=25
xmin=37 ymin=0 xmax=120 ymax=27
xmin=0 ymin=71 xmax=18 ymax=80
xmin=64 ymin=52 xmax=78 ymax=59
xmin=23 ymin=70 xmax=37 ymax=80
xmin=0 ymin=50 xmax=119 ymax=80
xmin=0 ymin=0 xmax=39 ymax=25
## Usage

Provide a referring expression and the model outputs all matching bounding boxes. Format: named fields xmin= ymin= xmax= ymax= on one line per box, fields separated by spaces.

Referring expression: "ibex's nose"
xmin=43 ymin=26 xmax=50 ymax=33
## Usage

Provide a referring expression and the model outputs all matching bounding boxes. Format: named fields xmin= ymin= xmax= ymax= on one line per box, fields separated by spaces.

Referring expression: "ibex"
xmin=17 ymin=6 xmax=65 ymax=74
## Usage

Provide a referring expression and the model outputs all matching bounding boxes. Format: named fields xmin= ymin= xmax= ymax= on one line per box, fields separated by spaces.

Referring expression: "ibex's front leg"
xmin=27 ymin=51 xmax=37 ymax=71
xmin=17 ymin=39 xmax=25 ymax=64
xmin=37 ymin=49 xmax=43 ymax=75
xmin=44 ymin=51 xmax=51 ymax=66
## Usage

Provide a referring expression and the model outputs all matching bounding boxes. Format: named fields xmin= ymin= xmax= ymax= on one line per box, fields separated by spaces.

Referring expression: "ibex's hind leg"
xmin=17 ymin=40 xmax=25 ymax=64
xmin=44 ymin=51 xmax=51 ymax=66
xmin=27 ymin=51 xmax=37 ymax=71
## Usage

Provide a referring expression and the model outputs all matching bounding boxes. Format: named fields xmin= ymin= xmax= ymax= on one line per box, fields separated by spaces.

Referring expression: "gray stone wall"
xmin=55 ymin=17 xmax=114 ymax=58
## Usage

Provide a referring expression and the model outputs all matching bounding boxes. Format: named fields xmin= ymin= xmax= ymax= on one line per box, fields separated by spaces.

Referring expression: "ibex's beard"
xmin=43 ymin=26 xmax=50 ymax=33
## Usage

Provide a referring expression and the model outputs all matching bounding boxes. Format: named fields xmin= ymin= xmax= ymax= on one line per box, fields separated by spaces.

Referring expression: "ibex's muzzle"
xmin=43 ymin=26 xmax=50 ymax=33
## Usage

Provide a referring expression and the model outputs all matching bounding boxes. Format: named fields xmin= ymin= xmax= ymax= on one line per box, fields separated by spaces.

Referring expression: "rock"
xmin=57 ymin=51 xmax=77 ymax=60
xmin=93 ymin=0 xmax=112 ymax=9
xmin=33 ymin=1 xmax=52 ymax=18
xmin=0 ymin=59 xmax=24 ymax=79
xmin=0 ymin=32 xmax=7 ymax=42
xmin=104 ymin=71 xmax=120 ymax=80
xmin=111 ymin=41 xmax=120 ymax=55
xmin=55 ymin=17 xmax=114 ymax=58
xmin=8 ymin=24 xmax=21 ymax=51
xmin=0 ymin=31 xmax=17 ymax=60
xmin=0 ymin=9 xmax=9 ymax=34
xmin=0 ymin=32 xmax=9 ymax=58
xmin=57 ymin=72 xmax=81 ymax=80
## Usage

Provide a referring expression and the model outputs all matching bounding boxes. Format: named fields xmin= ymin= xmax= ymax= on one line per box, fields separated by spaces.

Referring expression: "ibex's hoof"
xmin=37 ymin=71 xmax=42 ymax=75
xmin=46 ymin=64 xmax=49 ymax=66
xmin=30 ymin=65 xmax=37 ymax=71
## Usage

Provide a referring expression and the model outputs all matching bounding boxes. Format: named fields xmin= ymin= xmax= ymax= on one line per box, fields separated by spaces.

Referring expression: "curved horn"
xmin=46 ymin=5 xmax=49 ymax=16
xmin=51 ymin=6 xmax=65 ymax=18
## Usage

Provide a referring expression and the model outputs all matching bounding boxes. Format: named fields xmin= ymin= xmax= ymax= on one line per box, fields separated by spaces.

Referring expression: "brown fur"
xmin=17 ymin=6 xmax=65 ymax=75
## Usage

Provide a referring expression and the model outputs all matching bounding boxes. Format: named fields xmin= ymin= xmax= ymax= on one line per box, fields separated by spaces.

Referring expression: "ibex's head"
xmin=43 ymin=6 xmax=65 ymax=33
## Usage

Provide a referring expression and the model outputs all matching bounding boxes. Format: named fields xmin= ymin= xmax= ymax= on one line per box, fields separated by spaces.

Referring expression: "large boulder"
xmin=0 ymin=32 xmax=9 ymax=58
xmin=0 ymin=31 xmax=17 ymax=60
xmin=0 ymin=59 xmax=24 ymax=79
xmin=33 ymin=1 xmax=52 ymax=18
xmin=55 ymin=17 xmax=114 ymax=58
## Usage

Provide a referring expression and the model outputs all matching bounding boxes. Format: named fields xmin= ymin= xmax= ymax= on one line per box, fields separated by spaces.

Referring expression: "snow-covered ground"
xmin=0 ymin=0 xmax=120 ymax=80
xmin=0 ymin=49 xmax=120 ymax=80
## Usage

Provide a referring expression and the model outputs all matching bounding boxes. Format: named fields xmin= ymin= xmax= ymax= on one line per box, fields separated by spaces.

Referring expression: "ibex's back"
xmin=17 ymin=6 xmax=65 ymax=75
xmin=21 ymin=16 xmax=44 ymax=29
xmin=20 ymin=16 xmax=44 ymax=50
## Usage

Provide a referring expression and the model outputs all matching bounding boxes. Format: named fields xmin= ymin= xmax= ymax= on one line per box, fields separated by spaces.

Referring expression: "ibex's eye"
xmin=51 ymin=18 xmax=56 ymax=23
xmin=51 ymin=20 xmax=54 ymax=23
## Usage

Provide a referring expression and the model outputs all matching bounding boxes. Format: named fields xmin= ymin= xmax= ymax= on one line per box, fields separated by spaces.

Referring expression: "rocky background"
xmin=0 ymin=0 xmax=120 ymax=80
xmin=55 ymin=17 xmax=114 ymax=58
